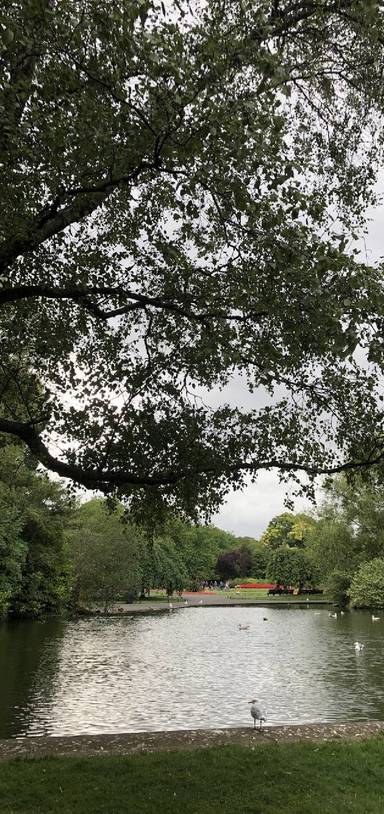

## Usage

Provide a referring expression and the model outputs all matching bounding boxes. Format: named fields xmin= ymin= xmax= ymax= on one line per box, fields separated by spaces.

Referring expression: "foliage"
xmin=148 ymin=536 xmax=188 ymax=597
xmin=170 ymin=521 xmax=237 ymax=582
xmin=0 ymin=478 xmax=25 ymax=617
xmin=139 ymin=519 xmax=239 ymax=593
xmin=235 ymin=537 xmax=268 ymax=578
xmin=325 ymin=571 xmax=352 ymax=608
xmin=215 ymin=545 xmax=253 ymax=580
xmin=260 ymin=513 xmax=316 ymax=549
xmin=348 ymin=558 xmax=384 ymax=609
xmin=0 ymin=2 xmax=384 ymax=520
xmin=266 ymin=546 xmax=315 ymax=588
xmin=308 ymin=476 xmax=384 ymax=580
xmin=66 ymin=499 xmax=143 ymax=610
xmin=0 ymin=443 xmax=71 ymax=618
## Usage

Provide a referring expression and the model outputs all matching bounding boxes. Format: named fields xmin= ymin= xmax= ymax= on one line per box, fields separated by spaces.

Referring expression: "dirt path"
xmin=1 ymin=722 xmax=383 ymax=762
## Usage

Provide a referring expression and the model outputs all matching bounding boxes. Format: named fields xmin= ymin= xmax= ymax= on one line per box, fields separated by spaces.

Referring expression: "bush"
xmin=326 ymin=570 xmax=351 ymax=607
xmin=349 ymin=558 xmax=384 ymax=608
xmin=186 ymin=579 xmax=202 ymax=592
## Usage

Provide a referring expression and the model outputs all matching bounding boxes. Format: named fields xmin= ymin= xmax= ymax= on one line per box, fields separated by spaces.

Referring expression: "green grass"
xmin=1 ymin=737 xmax=384 ymax=813
xmin=225 ymin=588 xmax=329 ymax=601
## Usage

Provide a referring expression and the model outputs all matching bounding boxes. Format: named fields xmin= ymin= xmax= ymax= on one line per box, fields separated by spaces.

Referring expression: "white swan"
xmin=354 ymin=641 xmax=364 ymax=651
xmin=372 ymin=614 xmax=380 ymax=621
xmin=329 ymin=612 xmax=337 ymax=619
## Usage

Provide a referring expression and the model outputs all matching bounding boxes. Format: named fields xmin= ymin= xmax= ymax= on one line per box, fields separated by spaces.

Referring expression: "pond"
xmin=1 ymin=606 xmax=384 ymax=738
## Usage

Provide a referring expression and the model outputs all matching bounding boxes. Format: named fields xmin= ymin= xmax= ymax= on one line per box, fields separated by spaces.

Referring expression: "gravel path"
xmin=1 ymin=722 xmax=383 ymax=762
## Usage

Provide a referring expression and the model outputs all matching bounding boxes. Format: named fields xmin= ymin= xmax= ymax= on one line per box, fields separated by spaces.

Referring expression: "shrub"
xmin=326 ymin=570 xmax=351 ymax=607
xmin=349 ymin=558 xmax=384 ymax=608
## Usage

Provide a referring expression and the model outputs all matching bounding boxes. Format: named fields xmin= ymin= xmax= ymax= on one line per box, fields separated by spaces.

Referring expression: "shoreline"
xmin=1 ymin=721 xmax=383 ymax=762
xmin=87 ymin=598 xmax=332 ymax=615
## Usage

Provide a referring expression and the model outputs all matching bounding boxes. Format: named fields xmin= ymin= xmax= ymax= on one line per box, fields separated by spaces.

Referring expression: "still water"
xmin=1 ymin=606 xmax=384 ymax=738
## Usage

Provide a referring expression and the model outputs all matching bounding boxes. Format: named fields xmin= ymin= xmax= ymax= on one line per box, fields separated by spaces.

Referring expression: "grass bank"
xmin=1 ymin=736 xmax=384 ymax=813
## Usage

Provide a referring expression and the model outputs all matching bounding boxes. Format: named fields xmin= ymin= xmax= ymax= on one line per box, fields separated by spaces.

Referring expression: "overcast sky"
xmin=211 ymin=197 xmax=384 ymax=538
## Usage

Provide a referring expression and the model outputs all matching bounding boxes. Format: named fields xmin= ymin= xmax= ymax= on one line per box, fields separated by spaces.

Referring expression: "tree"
xmin=307 ymin=476 xmax=384 ymax=580
xmin=260 ymin=512 xmax=315 ymax=549
xmin=215 ymin=549 xmax=242 ymax=581
xmin=176 ymin=523 xmax=237 ymax=582
xmin=215 ymin=543 xmax=254 ymax=580
xmin=0 ymin=477 xmax=25 ymax=616
xmin=349 ymin=558 xmax=384 ymax=609
xmin=66 ymin=498 xmax=143 ymax=610
xmin=150 ymin=536 xmax=188 ymax=597
xmin=326 ymin=571 xmax=351 ymax=608
xmin=0 ymin=443 xmax=72 ymax=618
xmin=266 ymin=546 xmax=314 ymax=589
xmin=1 ymin=2 xmax=384 ymax=520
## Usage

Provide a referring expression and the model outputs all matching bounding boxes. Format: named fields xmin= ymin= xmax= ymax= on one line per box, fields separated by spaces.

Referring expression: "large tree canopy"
xmin=1 ymin=0 xmax=384 ymax=519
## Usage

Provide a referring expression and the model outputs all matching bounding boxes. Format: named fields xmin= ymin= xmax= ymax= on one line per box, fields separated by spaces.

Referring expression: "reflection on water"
xmin=1 ymin=607 xmax=384 ymax=737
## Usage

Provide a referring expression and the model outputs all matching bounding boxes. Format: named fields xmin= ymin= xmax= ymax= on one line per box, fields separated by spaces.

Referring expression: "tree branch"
xmin=0 ymin=417 xmax=383 ymax=493
xmin=0 ymin=284 xmax=269 ymax=324
xmin=0 ymin=159 xmax=160 ymax=273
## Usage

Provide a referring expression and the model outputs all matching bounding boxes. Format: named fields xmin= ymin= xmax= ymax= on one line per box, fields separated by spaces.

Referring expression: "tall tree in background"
xmin=1 ymin=1 xmax=384 ymax=521
xmin=266 ymin=546 xmax=315 ymax=589
xmin=260 ymin=512 xmax=316 ymax=549
xmin=66 ymin=498 xmax=143 ymax=610
xmin=308 ymin=476 xmax=384 ymax=580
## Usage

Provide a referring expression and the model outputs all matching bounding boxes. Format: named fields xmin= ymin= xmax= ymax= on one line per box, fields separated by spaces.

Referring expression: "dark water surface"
xmin=1 ymin=607 xmax=384 ymax=738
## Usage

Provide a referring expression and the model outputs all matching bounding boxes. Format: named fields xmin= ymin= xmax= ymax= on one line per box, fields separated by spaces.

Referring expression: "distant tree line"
xmin=2 ymin=437 xmax=384 ymax=618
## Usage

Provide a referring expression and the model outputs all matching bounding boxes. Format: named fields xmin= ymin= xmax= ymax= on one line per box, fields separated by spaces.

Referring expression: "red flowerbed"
xmin=236 ymin=583 xmax=276 ymax=589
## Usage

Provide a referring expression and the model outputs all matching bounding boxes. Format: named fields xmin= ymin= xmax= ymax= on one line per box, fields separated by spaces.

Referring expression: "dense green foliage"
xmin=65 ymin=498 xmax=246 ymax=606
xmin=215 ymin=541 xmax=268 ymax=580
xmin=325 ymin=571 xmax=352 ymax=608
xmin=260 ymin=512 xmax=316 ymax=549
xmin=348 ymin=559 xmax=384 ymax=609
xmin=1 ymin=1 xmax=384 ymax=522
xmin=0 ymin=444 xmax=71 ymax=618
xmin=5 ymin=467 xmax=384 ymax=615
xmin=66 ymin=499 xmax=144 ymax=610
xmin=2 ymin=738 xmax=384 ymax=814
xmin=266 ymin=546 xmax=314 ymax=589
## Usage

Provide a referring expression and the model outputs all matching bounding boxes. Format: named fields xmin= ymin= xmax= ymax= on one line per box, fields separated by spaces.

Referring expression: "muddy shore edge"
xmin=1 ymin=722 xmax=383 ymax=762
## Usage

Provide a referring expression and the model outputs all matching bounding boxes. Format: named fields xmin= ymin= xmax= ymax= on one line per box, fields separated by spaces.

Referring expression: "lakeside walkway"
xmin=1 ymin=722 xmax=383 ymax=762
xmin=93 ymin=596 xmax=332 ymax=614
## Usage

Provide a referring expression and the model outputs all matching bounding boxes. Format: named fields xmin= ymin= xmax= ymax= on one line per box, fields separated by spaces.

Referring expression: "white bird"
xmin=199 ymin=599 xmax=203 ymax=605
xmin=249 ymin=699 xmax=266 ymax=731
xmin=184 ymin=600 xmax=188 ymax=605
xmin=340 ymin=611 xmax=345 ymax=615
xmin=329 ymin=612 xmax=337 ymax=619
xmin=238 ymin=624 xmax=249 ymax=630
xmin=168 ymin=602 xmax=173 ymax=611
xmin=372 ymin=614 xmax=380 ymax=621
xmin=354 ymin=641 xmax=364 ymax=651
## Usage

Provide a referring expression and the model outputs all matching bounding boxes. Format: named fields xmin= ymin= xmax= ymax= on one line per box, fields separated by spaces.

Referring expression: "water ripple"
xmin=1 ymin=607 xmax=384 ymax=737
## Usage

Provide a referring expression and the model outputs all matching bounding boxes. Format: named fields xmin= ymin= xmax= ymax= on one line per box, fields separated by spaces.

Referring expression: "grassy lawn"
xmin=1 ymin=737 xmax=384 ymax=813
xmin=224 ymin=588 xmax=329 ymax=601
